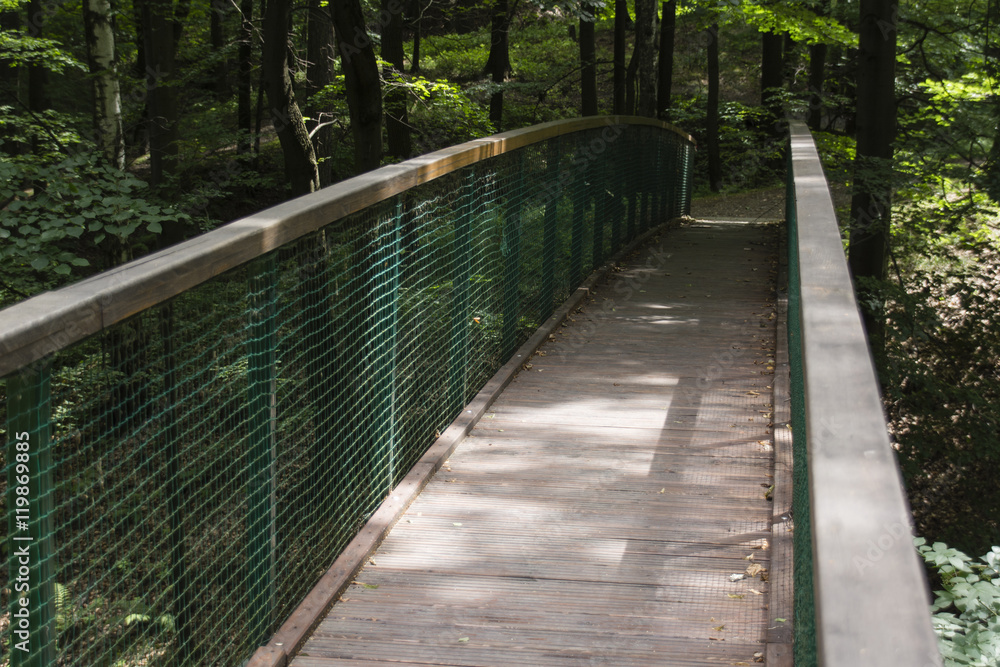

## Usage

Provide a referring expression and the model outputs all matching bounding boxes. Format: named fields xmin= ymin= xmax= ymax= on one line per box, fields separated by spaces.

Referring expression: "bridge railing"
xmin=0 ymin=117 xmax=694 ymax=665
xmin=785 ymin=120 xmax=942 ymax=666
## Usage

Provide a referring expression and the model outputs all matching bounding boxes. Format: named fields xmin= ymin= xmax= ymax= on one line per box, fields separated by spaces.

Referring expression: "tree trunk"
xmin=26 ymin=0 xmax=48 ymax=119
xmin=706 ymin=23 xmax=721 ymax=191
xmin=237 ymin=0 xmax=253 ymax=154
xmin=331 ymin=0 xmax=383 ymax=173
xmin=808 ymin=42 xmax=827 ymax=130
xmin=848 ymin=0 xmax=897 ymax=342
xmin=262 ymin=0 xmax=320 ymax=194
xmin=210 ymin=0 xmax=228 ymax=95
xmin=484 ymin=0 xmax=511 ymax=131
xmin=172 ymin=0 xmax=191 ymax=50
xmin=656 ymin=0 xmax=675 ymax=119
xmin=761 ymin=30 xmax=783 ymax=127
xmin=633 ymin=0 xmax=656 ymax=117
xmin=613 ymin=0 xmax=626 ymax=114
xmin=579 ymin=2 xmax=598 ymax=117
xmin=409 ymin=0 xmax=422 ymax=73
xmin=625 ymin=53 xmax=638 ymax=115
xmin=140 ymin=0 xmax=183 ymax=245
xmin=84 ymin=0 xmax=125 ymax=169
xmin=306 ymin=0 xmax=334 ymax=184
xmin=382 ymin=0 xmax=412 ymax=158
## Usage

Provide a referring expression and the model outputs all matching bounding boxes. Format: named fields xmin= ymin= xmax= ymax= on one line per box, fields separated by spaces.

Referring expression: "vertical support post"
xmin=541 ymin=138 xmax=560 ymax=321
xmin=246 ymin=254 xmax=277 ymax=646
xmin=502 ymin=152 xmax=525 ymax=359
xmin=668 ymin=141 xmax=679 ymax=219
xmin=450 ymin=170 xmax=475 ymax=412
xmin=626 ymin=130 xmax=638 ymax=241
xmin=611 ymin=130 xmax=623 ymax=252
xmin=570 ymin=144 xmax=585 ymax=287
xmin=159 ymin=304 xmax=191 ymax=663
xmin=642 ymin=133 xmax=652 ymax=231
xmin=6 ymin=364 xmax=55 ymax=667
xmin=653 ymin=136 xmax=663 ymax=225
xmin=682 ymin=143 xmax=693 ymax=216
xmin=592 ymin=142 xmax=605 ymax=269
xmin=372 ymin=200 xmax=401 ymax=493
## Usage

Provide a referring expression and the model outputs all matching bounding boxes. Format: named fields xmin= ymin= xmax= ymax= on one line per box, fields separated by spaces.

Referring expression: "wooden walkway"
xmin=292 ymin=220 xmax=781 ymax=667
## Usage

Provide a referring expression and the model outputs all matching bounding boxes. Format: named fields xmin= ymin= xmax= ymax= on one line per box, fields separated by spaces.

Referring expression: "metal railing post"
xmin=246 ymin=254 xmax=278 ymax=647
xmin=502 ymin=153 xmax=525 ymax=359
xmin=450 ymin=170 xmax=475 ymax=412
xmin=541 ymin=138 xmax=560 ymax=321
xmin=371 ymin=200 xmax=402 ymax=492
xmin=570 ymin=145 xmax=586 ymax=287
xmin=6 ymin=363 xmax=56 ymax=667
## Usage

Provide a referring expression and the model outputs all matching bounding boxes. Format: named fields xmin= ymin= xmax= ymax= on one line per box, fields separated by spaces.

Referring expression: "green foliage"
xmin=739 ymin=2 xmax=856 ymax=47
xmin=916 ymin=538 xmax=1000 ymax=666
xmin=420 ymin=30 xmax=491 ymax=81
xmin=0 ymin=149 xmax=189 ymax=304
xmin=0 ymin=32 xmax=86 ymax=72
xmin=872 ymin=224 xmax=1000 ymax=555
xmin=384 ymin=71 xmax=494 ymax=153
xmin=670 ymin=97 xmax=784 ymax=194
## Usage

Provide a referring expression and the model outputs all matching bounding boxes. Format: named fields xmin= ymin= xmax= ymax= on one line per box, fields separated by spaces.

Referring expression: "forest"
xmin=1 ymin=0 xmax=1000 ymax=663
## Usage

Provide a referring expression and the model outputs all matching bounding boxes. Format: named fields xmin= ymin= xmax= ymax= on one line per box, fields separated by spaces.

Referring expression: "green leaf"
xmin=147 ymin=221 xmax=162 ymax=234
xmin=30 ymin=257 xmax=48 ymax=270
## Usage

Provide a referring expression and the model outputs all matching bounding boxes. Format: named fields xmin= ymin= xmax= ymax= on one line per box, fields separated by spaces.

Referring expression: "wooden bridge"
xmin=0 ymin=119 xmax=941 ymax=667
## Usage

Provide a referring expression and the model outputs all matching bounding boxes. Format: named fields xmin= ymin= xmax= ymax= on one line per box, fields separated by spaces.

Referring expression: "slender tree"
xmin=484 ymin=0 xmax=513 ymax=130
xmin=807 ymin=0 xmax=830 ymax=131
xmin=848 ymin=0 xmax=898 ymax=341
xmin=83 ymin=0 xmax=125 ymax=169
xmin=27 ymin=0 xmax=48 ymax=120
xmin=807 ymin=41 xmax=827 ymax=130
xmin=209 ymin=0 xmax=227 ymax=95
xmin=706 ymin=23 xmax=721 ymax=191
xmin=262 ymin=0 xmax=320 ymax=194
xmin=409 ymin=0 xmax=424 ymax=73
xmin=237 ymin=0 xmax=253 ymax=154
xmin=657 ymin=0 xmax=675 ymax=118
xmin=306 ymin=0 xmax=334 ymax=184
xmin=580 ymin=1 xmax=598 ymax=116
xmin=760 ymin=30 xmax=783 ymax=128
xmin=382 ymin=0 xmax=412 ymax=157
xmin=139 ymin=0 xmax=183 ymax=244
xmin=613 ymin=0 xmax=626 ymax=113
xmin=331 ymin=0 xmax=383 ymax=172
xmin=633 ymin=0 xmax=657 ymax=117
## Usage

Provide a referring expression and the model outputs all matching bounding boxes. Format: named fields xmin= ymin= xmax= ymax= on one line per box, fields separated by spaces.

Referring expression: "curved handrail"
xmin=0 ymin=116 xmax=693 ymax=378
xmin=786 ymin=120 xmax=941 ymax=666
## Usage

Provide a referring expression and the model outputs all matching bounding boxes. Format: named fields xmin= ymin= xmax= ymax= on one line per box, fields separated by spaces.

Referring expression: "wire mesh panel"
xmin=0 ymin=120 xmax=693 ymax=666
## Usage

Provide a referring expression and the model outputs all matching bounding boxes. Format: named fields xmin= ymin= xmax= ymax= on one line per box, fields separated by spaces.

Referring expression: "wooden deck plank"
xmin=291 ymin=220 xmax=778 ymax=667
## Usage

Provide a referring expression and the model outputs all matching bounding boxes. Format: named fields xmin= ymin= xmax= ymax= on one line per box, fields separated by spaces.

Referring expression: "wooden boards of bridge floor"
xmin=291 ymin=220 xmax=781 ymax=667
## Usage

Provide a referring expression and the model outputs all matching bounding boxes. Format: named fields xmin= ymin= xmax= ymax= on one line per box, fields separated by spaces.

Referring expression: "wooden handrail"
xmin=0 ymin=116 xmax=694 ymax=378
xmin=787 ymin=120 xmax=941 ymax=666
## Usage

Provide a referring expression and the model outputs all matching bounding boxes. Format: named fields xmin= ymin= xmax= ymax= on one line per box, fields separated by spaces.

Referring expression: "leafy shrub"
xmin=916 ymin=538 xmax=1000 ymax=666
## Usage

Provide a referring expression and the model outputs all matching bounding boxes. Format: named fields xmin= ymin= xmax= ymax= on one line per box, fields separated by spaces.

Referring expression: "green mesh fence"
xmin=0 ymin=122 xmax=693 ymax=666
xmin=786 ymin=144 xmax=817 ymax=666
